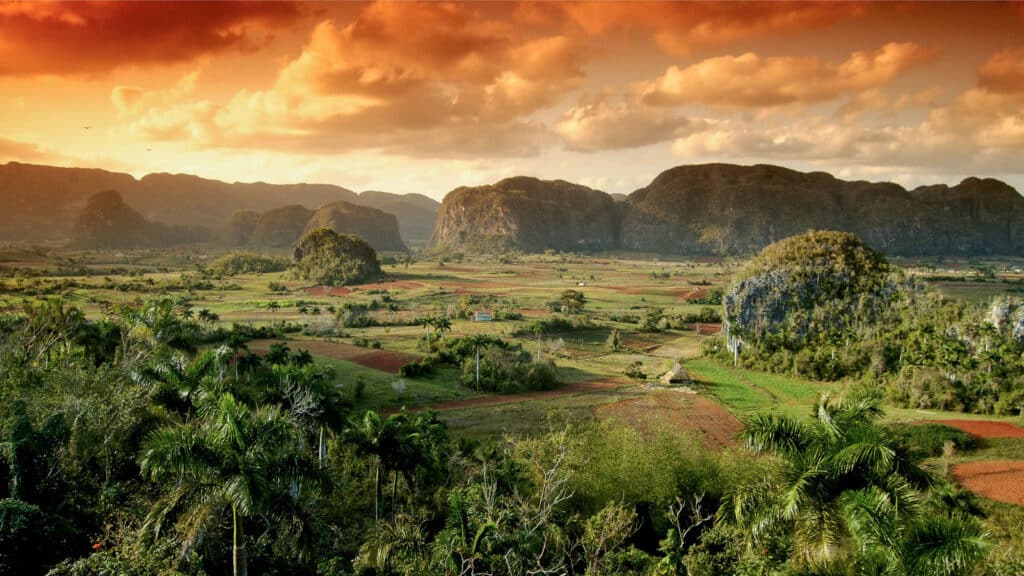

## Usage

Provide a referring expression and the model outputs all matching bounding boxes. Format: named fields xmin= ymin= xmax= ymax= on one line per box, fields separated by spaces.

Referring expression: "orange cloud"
xmin=556 ymin=1 xmax=863 ymax=55
xmin=117 ymin=2 xmax=587 ymax=157
xmin=556 ymin=93 xmax=705 ymax=151
xmin=640 ymin=42 xmax=937 ymax=108
xmin=978 ymin=49 xmax=1024 ymax=94
xmin=0 ymin=1 xmax=301 ymax=76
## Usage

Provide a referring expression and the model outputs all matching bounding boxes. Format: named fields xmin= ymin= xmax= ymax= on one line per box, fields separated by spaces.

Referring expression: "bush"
xmin=208 ymin=252 xmax=290 ymax=276
xmin=458 ymin=345 xmax=559 ymax=393
xmin=888 ymin=423 xmax=976 ymax=457
xmin=399 ymin=360 xmax=433 ymax=378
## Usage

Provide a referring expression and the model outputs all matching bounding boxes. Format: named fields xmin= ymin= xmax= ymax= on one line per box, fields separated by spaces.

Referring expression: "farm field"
xmin=4 ymin=246 xmax=1024 ymax=516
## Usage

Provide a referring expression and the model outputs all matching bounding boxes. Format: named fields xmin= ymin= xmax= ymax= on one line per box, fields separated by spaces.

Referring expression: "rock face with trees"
xmin=431 ymin=176 xmax=621 ymax=252
xmin=723 ymin=230 xmax=907 ymax=362
xmin=292 ymin=227 xmax=382 ymax=286
xmin=622 ymin=163 xmax=1024 ymax=256
xmin=432 ymin=163 xmax=1024 ymax=257
xmin=721 ymin=230 xmax=1024 ymax=413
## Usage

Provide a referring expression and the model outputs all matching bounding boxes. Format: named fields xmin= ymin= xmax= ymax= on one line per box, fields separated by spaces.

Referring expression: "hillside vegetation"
xmin=292 ymin=227 xmax=382 ymax=286
xmin=722 ymin=230 xmax=1024 ymax=413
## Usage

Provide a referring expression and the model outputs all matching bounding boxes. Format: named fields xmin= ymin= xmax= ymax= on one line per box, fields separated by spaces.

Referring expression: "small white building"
xmin=474 ymin=310 xmax=493 ymax=322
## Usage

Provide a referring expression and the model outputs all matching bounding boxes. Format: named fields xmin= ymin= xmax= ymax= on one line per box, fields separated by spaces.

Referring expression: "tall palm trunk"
xmin=392 ymin=470 xmax=399 ymax=519
xmin=233 ymin=504 xmax=248 ymax=576
xmin=374 ymin=462 xmax=382 ymax=522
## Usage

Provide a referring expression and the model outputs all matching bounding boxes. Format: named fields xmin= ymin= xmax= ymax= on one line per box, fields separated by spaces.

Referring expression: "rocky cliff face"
xmin=620 ymin=164 xmax=1024 ymax=256
xmin=69 ymin=190 xmax=208 ymax=249
xmin=305 ymin=201 xmax=407 ymax=252
xmin=431 ymin=177 xmax=620 ymax=252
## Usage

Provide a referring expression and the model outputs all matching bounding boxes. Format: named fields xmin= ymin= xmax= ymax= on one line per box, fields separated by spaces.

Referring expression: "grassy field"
xmin=5 ymin=244 xmax=1024 ymax=513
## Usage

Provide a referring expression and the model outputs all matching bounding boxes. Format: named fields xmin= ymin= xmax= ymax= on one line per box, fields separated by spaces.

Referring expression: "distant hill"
xmin=8 ymin=161 xmax=1024 ymax=257
xmin=431 ymin=176 xmax=620 ymax=253
xmin=213 ymin=201 xmax=406 ymax=251
xmin=622 ymin=164 xmax=1024 ymax=256
xmin=69 ymin=190 xmax=208 ymax=249
xmin=249 ymin=205 xmax=314 ymax=247
xmin=434 ymin=164 xmax=1024 ymax=257
xmin=0 ymin=162 xmax=433 ymax=245
xmin=357 ymin=191 xmax=439 ymax=243
xmin=305 ymin=201 xmax=407 ymax=252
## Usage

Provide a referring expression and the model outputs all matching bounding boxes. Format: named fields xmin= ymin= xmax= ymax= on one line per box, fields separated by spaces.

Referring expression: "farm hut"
xmin=660 ymin=364 xmax=692 ymax=385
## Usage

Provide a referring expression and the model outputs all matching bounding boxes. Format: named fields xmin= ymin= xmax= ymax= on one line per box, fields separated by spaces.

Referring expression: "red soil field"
xmin=686 ymin=323 xmax=722 ymax=335
xmin=594 ymin=391 xmax=742 ymax=450
xmin=927 ymin=420 xmax=1024 ymax=439
xmin=679 ymin=287 xmax=709 ymax=301
xmin=953 ymin=460 xmax=1024 ymax=505
xmin=249 ymin=339 xmax=420 ymax=373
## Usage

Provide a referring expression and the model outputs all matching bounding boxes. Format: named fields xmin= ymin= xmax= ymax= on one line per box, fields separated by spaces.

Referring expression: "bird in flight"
xmin=83 ymin=125 xmax=92 ymax=130
xmin=145 ymin=148 xmax=152 ymax=152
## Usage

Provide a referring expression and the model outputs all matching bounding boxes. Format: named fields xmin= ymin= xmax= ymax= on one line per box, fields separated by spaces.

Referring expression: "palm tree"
xmin=139 ymin=388 xmax=318 ymax=576
xmin=267 ymin=301 xmax=281 ymax=323
xmin=347 ymin=410 xmax=389 ymax=522
xmin=432 ymin=316 xmax=452 ymax=342
xmin=732 ymin=391 xmax=990 ymax=574
xmin=235 ymin=350 xmax=263 ymax=382
xmin=147 ymin=345 xmax=231 ymax=415
xmin=266 ymin=342 xmax=291 ymax=366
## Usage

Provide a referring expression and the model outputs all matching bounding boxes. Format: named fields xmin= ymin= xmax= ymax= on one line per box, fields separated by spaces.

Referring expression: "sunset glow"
xmin=2 ymin=1 xmax=1023 ymax=196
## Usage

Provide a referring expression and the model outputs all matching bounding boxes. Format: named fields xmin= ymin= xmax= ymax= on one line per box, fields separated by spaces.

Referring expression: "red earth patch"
xmin=953 ymin=460 xmax=1024 ymax=505
xmin=927 ymin=420 xmax=1024 ymax=439
xmin=249 ymin=339 xmax=420 ymax=373
xmin=594 ymin=391 xmax=742 ymax=450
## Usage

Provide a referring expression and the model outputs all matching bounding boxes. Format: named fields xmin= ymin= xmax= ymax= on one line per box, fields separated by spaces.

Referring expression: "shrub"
xmin=208 ymin=252 xmax=290 ymax=276
xmin=888 ymin=423 xmax=976 ymax=457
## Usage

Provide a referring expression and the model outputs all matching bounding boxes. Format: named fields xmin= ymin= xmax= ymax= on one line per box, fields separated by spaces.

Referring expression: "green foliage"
xmin=292 ymin=227 xmax=382 ymax=286
xmin=888 ymin=423 xmax=977 ymax=458
xmin=207 ymin=252 xmax=289 ymax=276
xmin=458 ymin=344 xmax=560 ymax=393
xmin=724 ymin=231 xmax=1024 ymax=413
xmin=729 ymin=390 xmax=992 ymax=574
xmin=623 ymin=360 xmax=646 ymax=380
xmin=559 ymin=289 xmax=586 ymax=314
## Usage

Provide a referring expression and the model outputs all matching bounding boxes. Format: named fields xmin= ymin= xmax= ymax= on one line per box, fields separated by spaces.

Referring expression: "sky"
xmin=1 ymin=1 xmax=1023 ymax=198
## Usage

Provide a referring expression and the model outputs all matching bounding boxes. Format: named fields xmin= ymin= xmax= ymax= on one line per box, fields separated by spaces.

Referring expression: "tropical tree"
xmin=146 ymin=345 xmax=232 ymax=415
xmin=731 ymin=391 xmax=990 ymax=574
xmin=139 ymin=386 xmax=321 ymax=576
xmin=432 ymin=316 xmax=453 ymax=342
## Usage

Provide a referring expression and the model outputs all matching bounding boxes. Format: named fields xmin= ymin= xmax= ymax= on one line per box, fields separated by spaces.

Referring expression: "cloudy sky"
xmin=1 ymin=1 xmax=1023 ymax=198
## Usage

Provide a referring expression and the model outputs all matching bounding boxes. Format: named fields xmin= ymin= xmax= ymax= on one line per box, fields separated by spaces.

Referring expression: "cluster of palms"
xmin=138 ymin=344 xmax=343 ymax=576
xmin=731 ymin=391 xmax=990 ymax=575
xmin=419 ymin=315 xmax=453 ymax=342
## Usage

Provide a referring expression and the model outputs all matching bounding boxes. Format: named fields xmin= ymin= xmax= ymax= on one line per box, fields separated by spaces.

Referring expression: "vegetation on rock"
xmin=292 ymin=227 xmax=382 ymax=286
